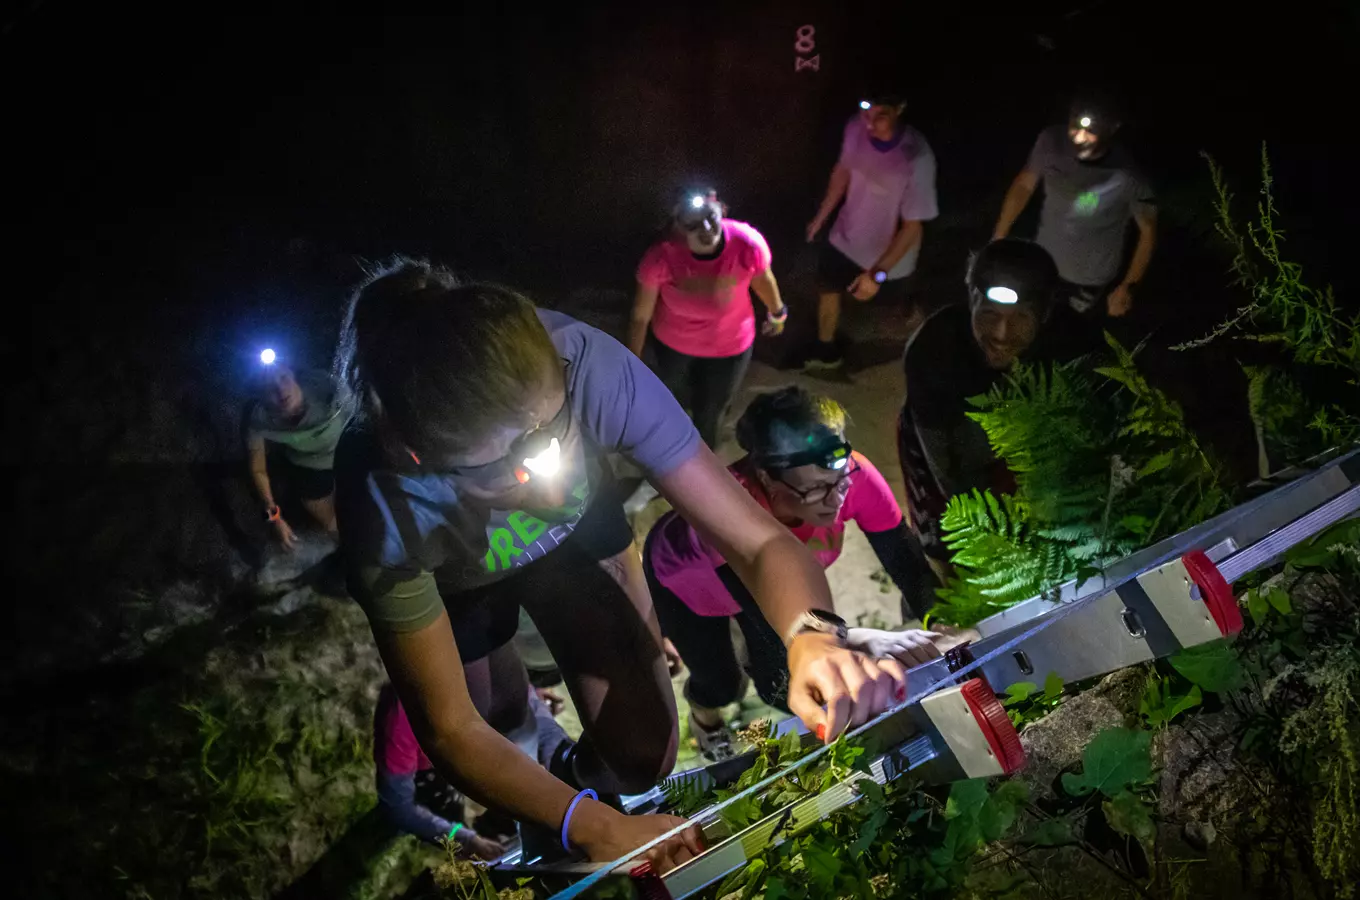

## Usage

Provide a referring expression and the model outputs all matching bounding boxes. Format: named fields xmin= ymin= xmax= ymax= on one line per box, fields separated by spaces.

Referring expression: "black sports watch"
xmin=784 ymin=609 xmax=849 ymax=647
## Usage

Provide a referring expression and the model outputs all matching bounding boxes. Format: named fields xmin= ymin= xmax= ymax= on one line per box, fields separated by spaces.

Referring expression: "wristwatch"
xmin=784 ymin=609 xmax=849 ymax=647
xmin=264 ymin=504 xmax=281 ymax=523
xmin=870 ymin=268 xmax=889 ymax=284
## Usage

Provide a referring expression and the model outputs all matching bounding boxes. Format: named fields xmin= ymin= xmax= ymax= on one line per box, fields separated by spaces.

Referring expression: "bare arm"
xmin=628 ymin=282 xmax=660 ymax=358
xmin=1122 ymin=206 xmax=1158 ymax=287
xmin=871 ymin=219 xmax=924 ymax=274
xmin=377 ymin=609 xmax=699 ymax=865
xmin=749 ymin=267 xmax=786 ymax=317
xmin=247 ymin=435 xmax=275 ymax=509
xmin=806 ymin=163 xmax=851 ymax=241
xmin=992 ymin=169 xmax=1040 ymax=240
xmin=654 ymin=445 xmax=907 ymax=737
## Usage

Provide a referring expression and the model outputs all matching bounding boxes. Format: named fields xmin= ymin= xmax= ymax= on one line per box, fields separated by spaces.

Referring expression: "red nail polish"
xmin=816 ymin=724 xmax=827 ymax=742
xmin=896 ymin=685 xmax=906 ymax=702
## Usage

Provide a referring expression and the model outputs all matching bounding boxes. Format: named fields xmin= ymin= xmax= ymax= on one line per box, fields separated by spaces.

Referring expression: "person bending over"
xmin=333 ymin=259 xmax=908 ymax=872
xmin=243 ymin=356 xmax=348 ymax=550
xmin=898 ymin=239 xmax=1094 ymax=574
xmin=646 ymin=386 xmax=940 ymax=760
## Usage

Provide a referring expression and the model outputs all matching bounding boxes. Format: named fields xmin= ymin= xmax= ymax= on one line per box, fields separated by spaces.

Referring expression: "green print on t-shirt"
xmin=1073 ymin=190 xmax=1100 ymax=215
xmin=481 ymin=482 xmax=592 ymax=573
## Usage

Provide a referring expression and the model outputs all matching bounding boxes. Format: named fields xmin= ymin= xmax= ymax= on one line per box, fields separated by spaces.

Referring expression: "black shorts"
xmin=445 ymin=490 xmax=634 ymax=662
xmin=280 ymin=458 xmax=335 ymax=501
xmin=815 ymin=243 xmax=913 ymax=302
xmin=1059 ymin=279 xmax=1112 ymax=316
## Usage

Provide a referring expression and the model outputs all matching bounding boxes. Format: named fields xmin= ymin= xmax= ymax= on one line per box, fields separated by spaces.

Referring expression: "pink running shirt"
xmin=647 ymin=452 xmax=904 ymax=616
xmin=636 ymin=219 xmax=772 ymax=358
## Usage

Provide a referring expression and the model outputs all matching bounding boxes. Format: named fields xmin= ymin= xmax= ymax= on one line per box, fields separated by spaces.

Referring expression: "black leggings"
xmin=647 ymin=334 xmax=753 ymax=449
xmin=644 ymin=535 xmax=791 ymax=711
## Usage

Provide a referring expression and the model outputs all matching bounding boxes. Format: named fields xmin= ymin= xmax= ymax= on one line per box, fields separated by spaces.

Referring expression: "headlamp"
xmin=859 ymin=100 xmax=872 ymax=110
xmin=689 ymin=194 xmax=706 ymax=209
xmin=985 ymin=286 xmax=1019 ymax=305
xmin=1078 ymin=115 xmax=1093 ymax=129
xmin=517 ymin=437 xmax=562 ymax=482
xmin=259 ymin=348 xmax=277 ymax=365
xmin=759 ymin=439 xmax=852 ymax=472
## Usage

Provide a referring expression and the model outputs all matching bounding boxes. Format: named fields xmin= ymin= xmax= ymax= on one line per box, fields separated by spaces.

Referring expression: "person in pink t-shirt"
xmin=643 ymin=386 xmax=942 ymax=759
xmin=628 ymin=188 xmax=788 ymax=448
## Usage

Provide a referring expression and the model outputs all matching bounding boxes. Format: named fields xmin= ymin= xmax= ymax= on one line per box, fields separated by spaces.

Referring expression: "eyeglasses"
xmin=773 ymin=459 xmax=860 ymax=505
xmin=440 ymin=395 xmax=573 ymax=485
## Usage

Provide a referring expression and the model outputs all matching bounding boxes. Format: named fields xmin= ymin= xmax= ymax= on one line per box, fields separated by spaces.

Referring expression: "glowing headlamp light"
xmin=761 ymin=439 xmax=852 ymax=472
xmin=259 ymin=348 xmax=277 ymax=365
xmin=514 ymin=437 xmax=562 ymax=483
xmin=1078 ymin=115 xmax=1093 ymax=129
xmin=859 ymin=100 xmax=872 ymax=110
xmin=689 ymin=194 xmax=706 ymax=209
xmin=986 ymin=286 xmax=1019 ymax=305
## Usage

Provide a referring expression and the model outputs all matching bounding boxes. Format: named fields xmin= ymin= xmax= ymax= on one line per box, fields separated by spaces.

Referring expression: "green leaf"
xmin=1247 ymin=589 xmax=1269 ymax=627
xmin=1266 ymin=586 xmax=1292 ymax=615
xmin=764 ymin=876 xmax=789 ymax=900
xmin=718 ymin=794 xmax=763 ymax=831
xmin=1170 ymin=641 xmax=1245 ymax=693
xmin=944 ymin=778 xmax=990 ymax=821
xmin=1061 ymin=728 xmax=1153 ymax=798
xmin=800 ymin=843 xmax=842 ymax=893
xmin=777 ymin=730 xmax=803 ymax=765
xmin=1002 ymin=681 xmax=1038 ymax=706
xmin=1022 ymin=817 xmax=1078 ymax=847
xmin=980 ymin=793 xmax=1021 ymax=841
xmin=854 ymin=778 xmax=885 ymax=805
xmin=1103 ymin=790 xmax=1156 ymax=843
xmin=1042 ymin=671 xmax=1065 ymax=702
xmin=1137 ymin=451 xmax=1176 ymax=477
xmin=739 ymin=858 xmax=766 ymax=900
xmin=850 ymin=806 xmax=890 ymax=857
xmin=1166 ymin=684 xmax=1203 ymax=721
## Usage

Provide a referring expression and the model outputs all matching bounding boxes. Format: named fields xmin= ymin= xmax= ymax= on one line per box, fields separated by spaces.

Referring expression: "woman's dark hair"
xmin=334 ymin=256 xmax=559 ymax=457
xmin=735 ymin=386 xmax=848 ymax=462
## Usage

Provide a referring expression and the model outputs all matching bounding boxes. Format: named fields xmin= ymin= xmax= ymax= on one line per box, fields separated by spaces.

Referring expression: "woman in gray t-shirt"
xmin=333 ymin=258 xmax=911 ymax=872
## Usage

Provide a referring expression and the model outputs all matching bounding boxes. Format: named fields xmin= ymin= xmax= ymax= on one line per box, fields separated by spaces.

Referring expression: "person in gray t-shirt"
xmin=993 ymin=97 xmax=1157 ymax=318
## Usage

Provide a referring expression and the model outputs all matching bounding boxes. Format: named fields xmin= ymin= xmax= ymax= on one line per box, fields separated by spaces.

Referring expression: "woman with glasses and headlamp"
xmin=332 ymin=258 xmax=906 ymax=872
xmin=628 ymin=188 xmax=787 ymax=449
xmin=645 ymin=386 xmax=941 ymax=760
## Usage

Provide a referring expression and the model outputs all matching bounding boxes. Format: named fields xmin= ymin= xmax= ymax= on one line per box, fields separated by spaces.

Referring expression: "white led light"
xmin=522 ymin=437 xmax=562 ymax=477
xmin=1079 ymin=116 xmax=1093 ymax=128
xmin=830 ymin=456 xmax=848 ymax=470
xmin=689 ymin=195 xmax=705 ymax=209
xmin=859 ymin=100 xmax=872 ymax=110
xmin=259 ymin=348 xmax=277 ymax=365
xmin=986 ymin=286 xmax=1019 ymax=305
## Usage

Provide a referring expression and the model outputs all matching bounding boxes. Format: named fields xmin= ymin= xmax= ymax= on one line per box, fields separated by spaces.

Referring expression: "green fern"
xmin=930 ymin=336 xmax=1232 ymax=627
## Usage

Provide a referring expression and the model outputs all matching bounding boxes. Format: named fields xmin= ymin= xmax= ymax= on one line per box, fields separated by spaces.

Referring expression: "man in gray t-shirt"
xmin=993 ymin=99 xmax=1157 ymax=318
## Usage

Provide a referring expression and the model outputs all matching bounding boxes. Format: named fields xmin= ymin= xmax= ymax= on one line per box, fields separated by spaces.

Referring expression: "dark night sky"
xmin=4 ymin=0 xmax=1358 ymax=458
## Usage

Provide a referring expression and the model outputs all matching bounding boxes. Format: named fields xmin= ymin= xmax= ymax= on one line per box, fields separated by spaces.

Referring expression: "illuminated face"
xmin=860 ymin=101 xmax=903 ymax=141
xmin=677 ymin=196 xmax=724 ymax=253
xmin=1068 ymin=113 xmax=1113 ymax=161
xmin=761 ymin=457 xmax=856 ymax=527
xmin=262 ymin=367 xmax=304 ymax=418
xmin=422 ymin=367 xmax=583 ymax=509
xmin=972 ymin=301 xmax=1040 ymax=369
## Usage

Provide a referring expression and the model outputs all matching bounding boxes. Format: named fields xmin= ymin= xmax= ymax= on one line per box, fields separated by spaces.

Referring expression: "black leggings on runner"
xmin=644 ymin=534 xmax=791 ymax=711
xmin=647 ymin=334 xmax=753 ymax=449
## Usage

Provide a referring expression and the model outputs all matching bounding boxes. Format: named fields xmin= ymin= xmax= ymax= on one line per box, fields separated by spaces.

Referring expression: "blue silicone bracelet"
xmin=560 ymin=789 xmax=599 ymax=852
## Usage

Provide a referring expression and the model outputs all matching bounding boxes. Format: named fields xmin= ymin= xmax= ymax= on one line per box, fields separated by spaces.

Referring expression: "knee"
xmin=605 ymin=723 xmax=678 ymax=794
